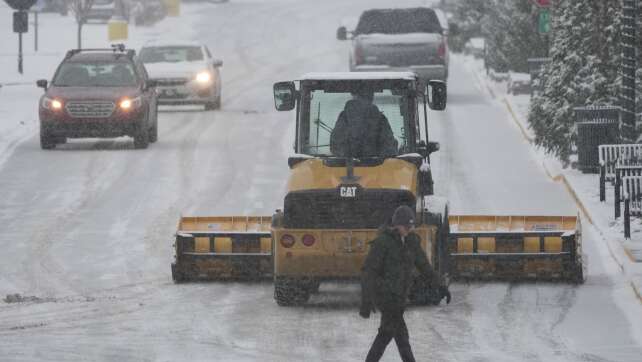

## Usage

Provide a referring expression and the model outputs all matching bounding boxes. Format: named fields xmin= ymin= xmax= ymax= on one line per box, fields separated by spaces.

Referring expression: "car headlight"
xmin=195 ymin=71 xmax=212 ymax=84
xmin=119 ymin=96 xmax=142 ymax=111
xmin=42 ymin=96 xmax=63 ymax=111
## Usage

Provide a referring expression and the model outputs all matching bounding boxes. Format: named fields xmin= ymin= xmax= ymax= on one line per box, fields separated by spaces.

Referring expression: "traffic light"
xmin=13 ymin=11 xmax=28 ymax=33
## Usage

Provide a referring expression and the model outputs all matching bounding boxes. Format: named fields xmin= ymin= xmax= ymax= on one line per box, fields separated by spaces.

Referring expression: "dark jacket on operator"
xmin=361 ymin=227 xmax=438 ymax=310
xmin=330 ymin=99 xmax=398 ymax=158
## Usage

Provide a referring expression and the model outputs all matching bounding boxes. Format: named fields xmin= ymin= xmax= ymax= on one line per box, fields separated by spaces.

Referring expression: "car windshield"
xmin=52 ymin=62 xmax=137 ymax=87
xmin=355 ymin=8 xmax=442 ymax=35
xmin=139 ymin=46 xmax=204 ymax=63
xmin=298 ymin=81 xmax=415 ymax=157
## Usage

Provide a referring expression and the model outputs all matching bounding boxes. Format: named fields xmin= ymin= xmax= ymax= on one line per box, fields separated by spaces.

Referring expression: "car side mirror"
xmin=417 ymin=141 xmax=440 ymax=157
xmin=336 ymin=26 xmax=348 ymax=40
xmin=428 ymin=141 xmax=440 ymax=154
xmin=273 ymin=81 xmax=296 ymax=111
xmin=36 ymin=79 xmax=48 ymax=89
xmin=427 ymin=80 xmax=447 ymax=111
xmin=212 ymin=59 xmax=223 ymax=67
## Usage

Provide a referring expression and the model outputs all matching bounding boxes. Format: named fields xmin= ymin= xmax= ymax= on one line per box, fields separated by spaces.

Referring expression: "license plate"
xmin=159 ymin=88 xmax=182 ymax=98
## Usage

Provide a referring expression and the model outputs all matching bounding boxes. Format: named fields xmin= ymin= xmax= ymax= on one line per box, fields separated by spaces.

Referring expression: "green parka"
xmin=361 ymin=227 xmax=438 ymax=310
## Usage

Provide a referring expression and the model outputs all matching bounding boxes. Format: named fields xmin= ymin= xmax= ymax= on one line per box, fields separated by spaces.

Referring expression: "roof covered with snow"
xmin=140 ymin=40 xmax=204 ymax=49
xmin=299 ymin=72 xmax=417 ymax=81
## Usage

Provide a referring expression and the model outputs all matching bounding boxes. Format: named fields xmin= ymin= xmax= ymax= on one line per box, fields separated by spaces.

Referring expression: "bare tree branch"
xmin=69 ymin=0 xmax=95 ymax=25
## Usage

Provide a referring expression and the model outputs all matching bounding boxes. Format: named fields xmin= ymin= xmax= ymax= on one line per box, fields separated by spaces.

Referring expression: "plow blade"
xmin=447 ymin=215 xmax=584 ymax=283
xmin=171 ymin=216 xmax=273 ymax=282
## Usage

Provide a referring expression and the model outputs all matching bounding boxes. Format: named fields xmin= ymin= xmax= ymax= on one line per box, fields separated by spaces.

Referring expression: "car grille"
xmin=284 ymin=189 xmax=415 ymax=229
xmin=156 ymin=78 xmax=189 ymax=86
xmin=65 ymin=101 xmax=115 ymax=118
xmin=367 ymin=45 xmax=440 ymax=67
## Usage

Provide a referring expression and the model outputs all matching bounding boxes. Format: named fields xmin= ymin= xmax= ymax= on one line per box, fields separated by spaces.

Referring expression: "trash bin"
xmin=574 ymin=106 xmax=620 ymax=173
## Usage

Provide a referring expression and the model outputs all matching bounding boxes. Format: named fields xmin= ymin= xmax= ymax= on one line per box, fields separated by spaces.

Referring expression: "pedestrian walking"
xmin=360 ymin=205 xmax=451 ymax=362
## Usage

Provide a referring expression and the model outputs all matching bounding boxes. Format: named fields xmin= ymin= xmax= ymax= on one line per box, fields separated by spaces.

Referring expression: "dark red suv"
xmin=37 ymin=46 xmax=158 ymax=149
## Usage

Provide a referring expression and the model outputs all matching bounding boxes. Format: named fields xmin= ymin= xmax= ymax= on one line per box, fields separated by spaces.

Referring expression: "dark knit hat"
xmin=391 ymin=205 xmax=415 ymax=228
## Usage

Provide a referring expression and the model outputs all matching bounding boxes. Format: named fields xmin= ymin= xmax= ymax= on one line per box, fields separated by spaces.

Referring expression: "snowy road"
xmin=1 ymin=1 xmax=641 ymax=361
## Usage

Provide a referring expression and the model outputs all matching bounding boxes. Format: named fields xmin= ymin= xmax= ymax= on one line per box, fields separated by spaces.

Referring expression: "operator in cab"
xmin=330 ymin=87 xmax=398 ymax=158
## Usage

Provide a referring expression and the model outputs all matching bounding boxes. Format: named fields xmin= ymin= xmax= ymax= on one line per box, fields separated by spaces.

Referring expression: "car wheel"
xmin=133 ymin=113 xmax=150 ymax=149
xmin=134 ymin=128 xmax=149 ymax=149
xmin=149 ymin=121 xmax=158 ymax=143
xmin=215 ymin=90 xmax=222 ymax=109
xmin=149 ymin=106 xmax=158 ymax=143
xmin=204 ymin=101 xmax=217 ymax=111
xmin=40 ymin=127 xmax=56 ymax=150
xmin=204 ymin=91 xmax=221 ymax=111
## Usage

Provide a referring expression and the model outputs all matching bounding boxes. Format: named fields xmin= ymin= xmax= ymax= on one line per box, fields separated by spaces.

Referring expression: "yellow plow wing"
xmin=447 ymin=215 xmax=584 ymax=283
xmin=171 ymin=216 xmax=273 ymax=282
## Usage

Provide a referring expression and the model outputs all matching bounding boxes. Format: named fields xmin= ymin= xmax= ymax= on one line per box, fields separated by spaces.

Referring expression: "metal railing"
xmin=622 ymin=175 xmax=642 ymax=238
xmin=598 ymin=144 xmax=642 ymax=201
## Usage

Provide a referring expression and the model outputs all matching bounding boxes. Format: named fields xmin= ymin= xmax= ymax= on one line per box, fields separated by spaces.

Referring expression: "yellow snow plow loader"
xmin=171 ymin=72 xmax=584 ymax=306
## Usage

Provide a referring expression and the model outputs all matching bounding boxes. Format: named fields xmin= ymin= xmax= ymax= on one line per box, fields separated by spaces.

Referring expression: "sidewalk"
xmin=456 ymin=53 xmax=642 ymax=302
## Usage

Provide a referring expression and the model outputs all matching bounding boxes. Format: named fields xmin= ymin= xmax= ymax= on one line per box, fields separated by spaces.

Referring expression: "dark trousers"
xmin=365 ymin=307 xmax=415 ymax=362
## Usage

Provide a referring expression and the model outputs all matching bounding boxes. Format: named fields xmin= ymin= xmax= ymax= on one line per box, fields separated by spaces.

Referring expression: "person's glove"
xmin=439 ymin=285 xmax=451 ymax=304
xmin=359 ymin=303 xmax=376 ymax=319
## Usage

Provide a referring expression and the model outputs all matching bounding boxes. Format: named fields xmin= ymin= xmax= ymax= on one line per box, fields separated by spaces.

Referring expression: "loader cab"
xmin=273 ymin=72 xmax=445 ymax=164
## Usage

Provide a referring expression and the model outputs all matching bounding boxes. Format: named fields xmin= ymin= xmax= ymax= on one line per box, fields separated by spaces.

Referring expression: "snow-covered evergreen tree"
xmin=452 ymin=0 xmax=548 ymax=72
xmin=528 ymin=0 xmax=622 ymax=162
xmin=449 ymin=0 xmax=489 ymax=52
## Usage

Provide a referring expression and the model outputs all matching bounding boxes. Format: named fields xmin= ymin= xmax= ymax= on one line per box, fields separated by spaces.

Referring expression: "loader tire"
xmin=274 ymin=277 xmax=310 ymax=306
xmin=40 ymin=127 xmax=56 ymax=150
xmin=570 ymin=259 xmax=585 ymax=284
xmin=437 ymin=205 xmax=451 ymax=276
xmin=308 ymin=279 xmax=321 ymax=294
xmin=171 ymin=263 xmax=186 ymax=283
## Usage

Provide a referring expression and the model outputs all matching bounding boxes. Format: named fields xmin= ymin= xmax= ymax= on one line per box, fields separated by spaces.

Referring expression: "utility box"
xmin=575 ymin=106 xmax=620 ymax=173
xmin=108 ymin=17 xmax=128 ymax=41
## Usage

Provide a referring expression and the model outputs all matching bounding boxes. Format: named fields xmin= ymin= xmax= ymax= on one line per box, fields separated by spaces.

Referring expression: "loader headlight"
xmin=119 ymin=96 xmax=142 ymax=111
xmin=195 ymin=71 xmax=212 ymax=84
xmin=280 ymin=234 xmax=295 ymax=248
xmin=302 ymin=234 xmax=316 ymax=247
xmin=42 ymin=97 xmax=63 ymax=111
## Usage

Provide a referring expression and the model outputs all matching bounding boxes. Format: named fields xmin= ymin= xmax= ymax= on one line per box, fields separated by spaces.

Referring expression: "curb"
xmin=500 ymin=95 xmax=642 ymax=302
xmin=0 ymin=82 xmax=33 ymax=87
xmin=633 ymin=281 xmax=642 ymax=302
xmin=503 ymin=98 xmax=534 ymax=143
xmin=502 ymin=95 xmax=594 ymax=225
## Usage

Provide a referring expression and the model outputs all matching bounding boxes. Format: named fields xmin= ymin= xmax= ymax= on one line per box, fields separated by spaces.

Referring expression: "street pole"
xmin=34 ymin=10 xmax=38 ymax=52
xmin=621 ymin=0 xmax=638 ymax=142
xmin=18 ymin=31 xmax=23 ymax=74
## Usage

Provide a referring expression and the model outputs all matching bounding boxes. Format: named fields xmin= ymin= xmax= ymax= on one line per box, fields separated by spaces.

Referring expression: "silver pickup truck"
xmin=337 ymin=7 xmax=448 ymax=82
